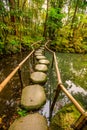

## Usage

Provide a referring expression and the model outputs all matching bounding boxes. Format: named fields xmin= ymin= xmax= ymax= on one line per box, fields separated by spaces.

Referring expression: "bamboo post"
xmin=50 ymin=84 xmax=61 ymax=120
xmin=51 ymin=54 xmax=54 ymax=68
xmin=18 ymin=68 xmax=23 ymax=91
xmin=71 ymin=112 xmax=87 ymax=129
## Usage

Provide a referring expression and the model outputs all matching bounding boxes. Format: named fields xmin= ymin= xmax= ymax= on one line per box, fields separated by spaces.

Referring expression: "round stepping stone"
xmin=30 ymin=71 xmax=47 ymax=84
xmin=39 ymin=48 xmax=44 ymax=51
xmin=36 ymin=55 xmax=46 ymax=60
xmin=39 ymin=59 xmax=50 ymax=65
xmin=35 ymin=64 xmax=48 ymax=72
xmin=9 ymin=113 xmax=48 ymax=130
xmin=40 ymin=47 xmax=44 ymax=50
xmin=21 ymin=84 xmax=46 ymax=110
xmin=35 ymin=50 xmax=43 ymax=53
xmin=35 ymin=52 xmax=43 ymax=56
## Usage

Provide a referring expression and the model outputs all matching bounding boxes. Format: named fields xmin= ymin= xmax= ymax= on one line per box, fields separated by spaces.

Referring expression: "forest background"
xmin=0 ymin=0 xmax=87 ymax=55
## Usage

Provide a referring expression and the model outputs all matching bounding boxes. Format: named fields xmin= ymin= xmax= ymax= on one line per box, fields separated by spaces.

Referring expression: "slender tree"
xmin=43 ymin=0 xmax=49 ymax=39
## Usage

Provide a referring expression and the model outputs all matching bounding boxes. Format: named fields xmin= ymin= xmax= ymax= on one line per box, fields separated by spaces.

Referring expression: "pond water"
xmin=0 ymin=51 xmax=87 ymax=128
xmin=50 ymin=52 xmax=87 ymax=113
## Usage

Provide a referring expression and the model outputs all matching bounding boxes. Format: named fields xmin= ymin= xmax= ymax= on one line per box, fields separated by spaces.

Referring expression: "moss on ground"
xmin=49 ymin=103 xmax=80 ymax=130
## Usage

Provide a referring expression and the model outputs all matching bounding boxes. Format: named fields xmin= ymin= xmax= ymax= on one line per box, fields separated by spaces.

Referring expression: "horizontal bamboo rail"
xmin=0 ymin=50 xmax=34 ymax=92
xmin=45 ymin=41 xmax=85 ymax=115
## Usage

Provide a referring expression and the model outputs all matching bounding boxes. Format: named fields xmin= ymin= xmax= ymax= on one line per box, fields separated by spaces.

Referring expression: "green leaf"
xmin=17 ymin=109 xmax=27 ymax=117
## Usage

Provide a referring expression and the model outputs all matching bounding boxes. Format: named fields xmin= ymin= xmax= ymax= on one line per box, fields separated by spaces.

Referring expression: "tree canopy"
xmin=0 ymin=0 xmax=87 ymax=54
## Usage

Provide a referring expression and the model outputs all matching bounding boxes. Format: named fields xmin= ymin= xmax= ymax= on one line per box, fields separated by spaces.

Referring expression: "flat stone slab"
xmin=35 ymin=52 xmax=43 ymax=56
xmin=35 ymin=64 xmax=48 ymax=72
xmin=35 ymin=50 xmax=43 ymax=53
xmin=30 ymin=71 xmax=47 ymax=83
xmin=9 ymin=113 xmax=48 ymax=130
xmin=39 ymin=59 xmax=50 ymax=65
xmin=40 ymin=47 xmax=44 ymax=50
xmin=36 ymin=55 xmax=46 ymax=60
xmin=21 ymin=84 xmax=46 ymax=110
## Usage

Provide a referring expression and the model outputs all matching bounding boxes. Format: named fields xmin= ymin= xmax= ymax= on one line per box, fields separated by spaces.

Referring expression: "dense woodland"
xmin=0 ymin=0 xmax=87 ymax=55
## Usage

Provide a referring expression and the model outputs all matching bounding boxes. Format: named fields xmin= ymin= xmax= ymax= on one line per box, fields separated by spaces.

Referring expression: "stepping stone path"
xmin=9 ymin=45 xmax=50 ymax=130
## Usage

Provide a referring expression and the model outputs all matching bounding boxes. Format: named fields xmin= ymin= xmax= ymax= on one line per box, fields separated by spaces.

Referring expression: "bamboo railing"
xmin=45 ymin=41 xmax=87 ymax=129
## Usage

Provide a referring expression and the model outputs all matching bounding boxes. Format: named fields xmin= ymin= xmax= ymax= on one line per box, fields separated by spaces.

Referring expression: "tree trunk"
xmin=71 ymin=0 xmax=79 ymax=29
xmin=8 ymin=0 xmax=15 ymax=22
xmin=69 ymin=0 xmax=79 ymax=45
xmin=43 ymin=0 xmax=49 ymax=39
xmin=22 ymin=0 xmax=27 ymax=10
xmin=8 ymin=0 xmax=16 ymax=35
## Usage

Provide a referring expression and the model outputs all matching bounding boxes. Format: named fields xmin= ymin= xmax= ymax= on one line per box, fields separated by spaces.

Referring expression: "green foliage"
xmin=0 ymin=1 xmax=6 ymax=16
xmin=49 ymin=8 xmax=60 ymax=19
xmin=17 ymin=108 xmax=27 ymax=117
xmin=10 ymin=39 xmax=19 ymax=46
xmin=50 ymin=103 xmax=80 ymax=130
xmin=22 ymin=36 xmax=33 ymax=48
xmin=82 ymin=45 xmax=87 ymax=53
xmin=0 ymin=0 xmax=87 ymax=54
xmin=48 ymin=7 xmax=64 ymax=29
xmin=0 ymin=41 xmax=4 ymax=54
xmin=0 ymin=22 xmax=6 ymax=29
xmin=4 ymin=36 xmax=20 ymax=53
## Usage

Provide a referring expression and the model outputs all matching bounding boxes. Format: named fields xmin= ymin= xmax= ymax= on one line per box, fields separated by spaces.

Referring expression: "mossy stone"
xmin=39 ymin=59 xmax=50 ymax=65
xmin=21 ymin=84 xmax=46 ymax=110
xmin=35 ymin=64 xmax=48 ymax=72
xmin=36 ymin=55 xmax=46 ymax=60
xmin=9 ymin=113 xmax=48 ymax=130
xmin=35 ymin=52 xmax=43 ymax=56
xmin=35 ymin=50 xmax=43 ymax=53
xmin=30 ymin=71 xmax=47 ymax=84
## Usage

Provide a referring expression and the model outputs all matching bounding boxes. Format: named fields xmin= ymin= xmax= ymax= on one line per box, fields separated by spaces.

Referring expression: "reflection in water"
xmin=39 ymin=100 xmax=50 ymax=124
xmin=70 ymin=62 xmax=87 ymax=77
xmin=66 ymin=80 xmax=87 ymax=95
